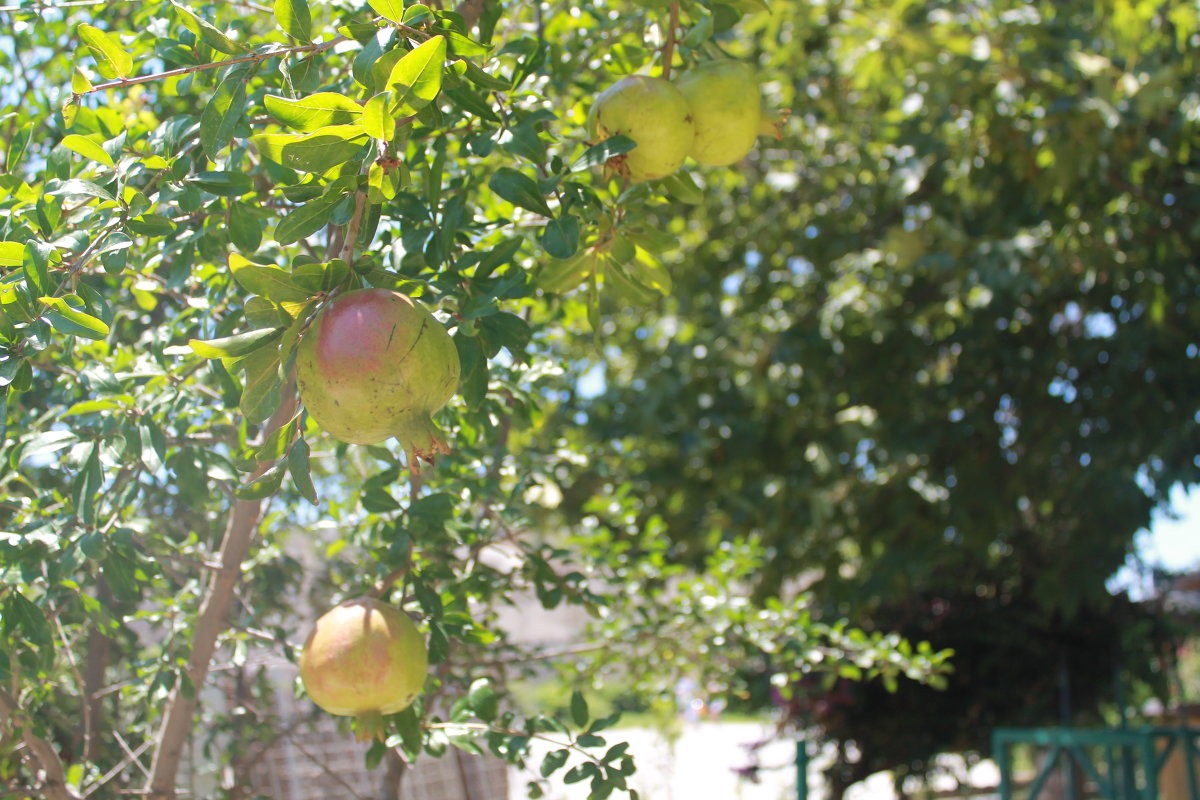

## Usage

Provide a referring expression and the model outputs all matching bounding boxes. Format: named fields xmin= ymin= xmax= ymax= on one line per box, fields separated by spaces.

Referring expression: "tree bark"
xmin=79 ymin=579 xmax=113 ymax=763
xmin=456 ymin=0 xmax=486 ymax=30
xmin=0 ymin=686 xmax=83 ymax=800
xmin=144 ymin=391 xmax=298 ymax=800
xmin=381 ymin=749 xmax=407 ymax=800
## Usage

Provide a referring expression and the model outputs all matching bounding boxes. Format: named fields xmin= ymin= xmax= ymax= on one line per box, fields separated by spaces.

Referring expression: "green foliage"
xmin=0 ymin=0 xmax=956 ymax=798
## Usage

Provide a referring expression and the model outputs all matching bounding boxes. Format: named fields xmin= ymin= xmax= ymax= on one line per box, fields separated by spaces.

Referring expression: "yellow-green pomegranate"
xmin=299 ymin=598 xmax=428 ymax=742
xmin=587 ymin=75 xmax=694 ymax=182
xmin=296 ymin=288 xmax=459 ymax=467
xmin=674 ymin=60 xmax=762 ymax=166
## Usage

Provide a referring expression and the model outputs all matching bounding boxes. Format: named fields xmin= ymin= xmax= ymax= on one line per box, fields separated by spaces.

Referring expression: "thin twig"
xmin=83 ymin=737 xmax=152 ymax=797
xmin=143 ymin=385 xmax=299 ymax=800
xmin=661 ymin=2 xmax=680 ymax=80
xmin=339 ymin=190 xmax=369 ymax=267
xmin=0 ymin=0 xmax=139 ymax=10
xmin=427 ymin=722 xmax=607 ymax=765
xmin=0 ymin=686 xmax=82 ymax=800
xmin=53 ymin=618 xmax=92 ymax=764
xmin=284 ymin=732 xmax=372 ymax=800
xmin=81 ymin=37 xmax=347 ymax=96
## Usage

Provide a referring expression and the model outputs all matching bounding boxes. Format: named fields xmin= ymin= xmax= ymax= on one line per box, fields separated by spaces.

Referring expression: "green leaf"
xmin=189 ymin=327 xmax=283 ymax=358
xmin=488 ymin=167 xmax=553 ymax=217
xmin=604 ymin=259 xmax=658 ymax=304
xmin=61 ymin=134 xmax=115 ymax=167
xmin=61 ymin=98 xmax=79 ymax=128
xmin=540 ymin=215 xmax=580 ymax=259
xmin=274 ymin=198 xmax=337 ymax=245
xmin=21 ymin=431 xmax=77 ymax=460
xmin=570 ymin=689 xmax=589 ymax=728
xmin=385 ymin=35 xmax=447 ymax=116
xmin=235 ymin=461 xmax=286 ymax=499
xmin=468 ymin=678 xmax=499 ymax=722
xmin=278 ymin=126 xmax=368 ymax=173
xmin=540 ymin=749 xmax=570 ymax=778
xmin=6 ymin=592 xmax=50 ymax=649
xmin=171 ymin=1 xmax=249 ymax=54
xmin=238 ymin=344 xmax=283 ymax=424
xmin=127 ymin=214 xmax=177 ymax=236
xmin=62 ymin=395 xmax=135 ymax=417
xmin=446 ymin=31 xmax=490 ymax=58
xmin=47 ymin=178 xmax=115 ymax=202
xmin=229 ymin=254 xmax=314 ymax=302
xmin=401 ymin=4 xmax=434 ymax=25
xmin=459 ymin=59 xmax=512 ymax=91
xmin=537 ymin=251 xmax=594 ymax=294
xmin=563 ymin=764 xmax=593 ymax=784
xmin=287 ymin=437 xmax=318 ymax=504
xmin=445 ymin=87 xmax=500 ymax=122
xmin=189 ymin=171 xmax=253 ymax=196
xmin=229 ymin=201 xmax=263 ymax=252
xmin=362 ymin=92 xmax=394 ymax=141
xmin=453 ymin=332 xmax=488 ymax=407
xmin=200 ymin=69 xmax=252 ymax=159
xmin=367 ymin=0 xmax=405 ymax=23
xmin=38 ymin=296 xmax=110 ymax=340
xmin=77 ymin=24 xmax=134 ymax=79
xmin=71 ymin=67 xmax=93 ymax=94
xmin=572 ymin=135 xmax=636 ymax=172
xmin=273 ymin=0 xmax=312 ymax=42
xmin=264 ymin=93 xmax=363 ymax=132
xmin=73 ymin=443 xmax=103 ymax=526
xmin=657 ymin=171 xmax=705 ymax=204
xmin=623 ymin=248 xmax=672 ymax=294
xmin=0 ymin=242 xmax=26 ymax=268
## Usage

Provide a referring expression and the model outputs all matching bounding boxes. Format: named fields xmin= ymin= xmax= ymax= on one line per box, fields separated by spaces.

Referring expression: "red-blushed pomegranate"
xmin=296 ymin=288 xmax=459 ymax=468
xmin=674 ymin=60 xmax=762 ymax=166
xmin=586 ymin=75 xmax=694 ymax=182
xmin=299 ymin=597 xmax=428 ymax=742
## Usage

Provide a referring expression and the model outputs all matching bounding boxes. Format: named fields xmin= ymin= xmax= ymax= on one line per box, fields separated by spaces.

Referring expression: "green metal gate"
xmin=993 ymin=727 xmax=1200 ymax=800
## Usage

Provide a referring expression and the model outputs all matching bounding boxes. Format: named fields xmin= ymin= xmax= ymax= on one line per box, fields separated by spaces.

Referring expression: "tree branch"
xmin=80 ymin=36 xmax=347 ymax=96
xmin=456 ymin=0 xmax=486 ymax=31
xmin=661 ymin=2 xmax=680 ymax=80
xmin=0 ymin=686 xmax=82 ymax=800
xmin=143 ymin=387 xmax=299 ymax=800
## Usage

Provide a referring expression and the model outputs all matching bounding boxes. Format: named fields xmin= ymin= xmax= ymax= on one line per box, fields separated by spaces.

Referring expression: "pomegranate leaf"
xmin=287 ymin=437 xmax=318 ymax=505
xmin=228 ymin=254 xmax=314 ymax=303
xmin=77 ymin=24 xmax=133 ymax=79
xmin=188 ymin=326 xmax=282 ymax=359
xmin=273 ymin=198 xmax=337 ymax=245
xmin=570 ymin=135 xmax=636 ymax=172
xmin=234 ymin=461 xmax=286 ymax=499
xmin=570 ymin=689 xmax=589 ymax=728
xmin=264 ymin=92 xmax=362 ymax=132
xmin=540 ymin=214 xmax=580 ymax=259
xmin=367 ymin=0 xmax=404 ymax=23
xmin=273 ymin=0 xmax=311 ymax=43
xmin=488 ymin=167 xmax=553 ymax=217
xmin=200 ymin=68 xmax=253 ymax=159
xmin=385 ymin=35 xmax=447 ymax=116
xmin=468 ymin=678 xmax=499 ymax=722
xmin=237 ymin=345 xmax=283 ymax=424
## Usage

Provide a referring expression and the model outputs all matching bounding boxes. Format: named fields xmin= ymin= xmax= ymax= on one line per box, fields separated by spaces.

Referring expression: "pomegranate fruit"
xmin=299 ymin=597 xmax=428 ymax=742
xmin=674 ymin=60 xmax=762 ymax=166
xmin=586 ymin=75 xmax=694 ymax=182
xmin=296 ymin=288 xmax=459 ymax=467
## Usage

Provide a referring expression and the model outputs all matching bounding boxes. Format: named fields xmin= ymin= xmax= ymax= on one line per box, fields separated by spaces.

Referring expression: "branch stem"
xmin=0 ymin=686 xmax=82 ymax=800
xmin=661 ymin=2 xmax=680 ymax=80
xmin=82 ymin=37 xmax=347 ymax=96
xmin=143 ymin=387 xmax=299 ymax=800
